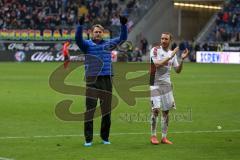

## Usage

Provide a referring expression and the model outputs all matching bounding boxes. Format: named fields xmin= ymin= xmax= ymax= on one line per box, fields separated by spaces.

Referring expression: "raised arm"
xmin=75 ymin=16 xmax=88 ymax=52
xmin=108 ymin=16 xmax=128 ymax=45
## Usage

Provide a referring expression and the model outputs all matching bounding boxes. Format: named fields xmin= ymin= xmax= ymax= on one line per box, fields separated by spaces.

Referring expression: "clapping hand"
xmin=170 ymin=47 xmax=179 ymax=59
xmin=181 ymin=48 xmax=189 ymax=60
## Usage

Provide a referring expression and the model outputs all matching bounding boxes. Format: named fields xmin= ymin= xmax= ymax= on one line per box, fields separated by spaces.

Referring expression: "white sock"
xmin=161 ymin=115 xmax=169 ymax=138
xmin=151 ymin=114 xmax=158 ymax=136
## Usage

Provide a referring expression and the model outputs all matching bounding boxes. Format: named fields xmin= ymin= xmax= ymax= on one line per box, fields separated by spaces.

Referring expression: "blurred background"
xmin=0 ymin=0 xmax=239 ymax=64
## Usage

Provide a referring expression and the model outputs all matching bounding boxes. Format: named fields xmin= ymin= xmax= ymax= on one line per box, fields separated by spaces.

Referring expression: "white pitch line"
xmin=0 ymin=129 xmax=240 ymax=140
xmin=0 ymin=157 xmax=14 ymax=160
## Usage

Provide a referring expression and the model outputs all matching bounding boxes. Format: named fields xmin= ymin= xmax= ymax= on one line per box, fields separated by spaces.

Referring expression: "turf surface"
xmin=0 ymin=62 xmax=239 ymax=160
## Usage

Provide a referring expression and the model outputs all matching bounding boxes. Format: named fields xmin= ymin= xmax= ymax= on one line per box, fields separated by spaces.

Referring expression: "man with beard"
xmin=149 ymin=32 xmax=189 ymax=145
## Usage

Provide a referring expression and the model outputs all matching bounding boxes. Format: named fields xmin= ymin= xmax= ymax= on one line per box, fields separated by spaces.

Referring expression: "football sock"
xmin=161 ymin=114 xmax=169 ymax=138
xmin=151 ymin=114 xmax=158 ymax=136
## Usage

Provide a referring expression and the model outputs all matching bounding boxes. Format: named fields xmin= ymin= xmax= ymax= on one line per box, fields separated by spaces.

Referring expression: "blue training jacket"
xmin=75 ymin=25 xmax=128 ymax=77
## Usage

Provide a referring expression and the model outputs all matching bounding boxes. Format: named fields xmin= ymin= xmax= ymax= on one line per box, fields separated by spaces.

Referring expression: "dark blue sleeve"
xmin=108 ymin=25 xmax=128 ymax=45
xmin=75 ymin=25 xmax=89 ymax=53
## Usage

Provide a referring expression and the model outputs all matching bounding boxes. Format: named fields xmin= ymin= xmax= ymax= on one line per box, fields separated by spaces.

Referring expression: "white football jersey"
xmin=150 ymin=46 xmax=179 ymax=84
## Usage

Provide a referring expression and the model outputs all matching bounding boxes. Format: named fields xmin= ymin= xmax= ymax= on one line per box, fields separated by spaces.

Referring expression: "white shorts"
xmin=150 ymin=84 xmax=176 ymax=111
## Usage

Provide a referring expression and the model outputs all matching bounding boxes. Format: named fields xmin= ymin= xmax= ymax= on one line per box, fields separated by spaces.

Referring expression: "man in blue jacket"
xmin=74 ymin=15 xmax=128 ymax=146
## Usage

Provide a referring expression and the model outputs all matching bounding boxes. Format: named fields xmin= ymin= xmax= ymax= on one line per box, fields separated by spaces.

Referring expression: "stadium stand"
xmin=0 ymin=0 xmax=141 ymax=30
xmin=1 ymin=0 xmax=239 ymax=63
xmin=208 ymin=0 xmax=240 ymax=42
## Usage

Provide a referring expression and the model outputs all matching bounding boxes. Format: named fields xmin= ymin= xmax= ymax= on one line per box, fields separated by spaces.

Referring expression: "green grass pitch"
xmin=0 ymin=62 xmax=239 ymax=160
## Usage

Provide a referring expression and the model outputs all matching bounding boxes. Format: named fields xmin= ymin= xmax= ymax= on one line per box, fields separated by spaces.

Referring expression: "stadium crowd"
xmin=0 ymin=0 xmax=78 ymax=30
xmin=1 ymin=0 xmax=239 ymax=63
xmin=212 ymin=0 xmax=240 ymax=42
xmin=0 ymin=0 xmax=140 ymax=31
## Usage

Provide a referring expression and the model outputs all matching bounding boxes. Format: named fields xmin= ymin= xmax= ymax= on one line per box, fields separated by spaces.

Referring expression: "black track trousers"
xmin=84 ymin=76 xmax=112 ymax=142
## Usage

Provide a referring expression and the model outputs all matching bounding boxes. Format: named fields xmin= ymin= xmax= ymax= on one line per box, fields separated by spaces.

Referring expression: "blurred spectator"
xmin=194 ymin=43 xmax=200 ymax=52
xmin=111 ymin=14 xmax=121 ymax=26
xmin=78 ymin=3 xmax=88 ymax=16
xmin=202 ymin=43 xmax=209 ymax=51
xmin=140 ymin=37 xmax=148 ymax=55
xmin=133 ymin=47 xmax=142 ymax=61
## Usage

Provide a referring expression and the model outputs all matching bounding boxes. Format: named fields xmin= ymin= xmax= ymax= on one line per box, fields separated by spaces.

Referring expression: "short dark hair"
xmin=161 ymin=32 xmax=173 ymax=41
xmin=92 ymin=24 xmax=104 ymax=31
